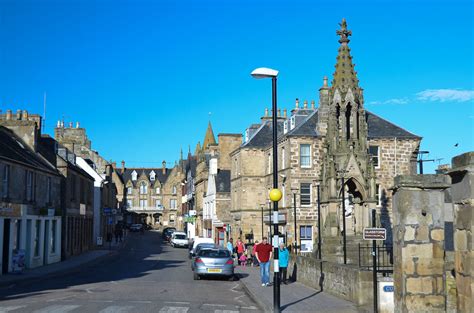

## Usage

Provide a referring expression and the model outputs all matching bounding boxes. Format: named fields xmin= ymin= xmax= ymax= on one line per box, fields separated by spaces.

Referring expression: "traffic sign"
xmin=363 ymin=228 xmax=386 ymax=240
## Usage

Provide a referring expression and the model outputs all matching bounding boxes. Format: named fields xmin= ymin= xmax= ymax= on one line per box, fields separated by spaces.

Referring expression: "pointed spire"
xmin=180 ymin=147 xmax=183 ymax=161
xmin=203 ymin=121 xmax=216 ymax=149
xmin=332 ymin=18 xmax=360 ymax=92
xmin=194 ymin=141 xmax=202 ymax=156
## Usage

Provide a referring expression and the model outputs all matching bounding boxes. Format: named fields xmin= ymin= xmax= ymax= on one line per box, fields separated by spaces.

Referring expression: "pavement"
xmin=235 ymin=264 xmax=361 ymax=313
xmin=0 ymin=237 xmax=125 ymax=288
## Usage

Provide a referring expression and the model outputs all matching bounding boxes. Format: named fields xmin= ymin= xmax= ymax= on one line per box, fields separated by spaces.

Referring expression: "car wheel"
xmin=193 ymin=272 xmax=200 ymax=280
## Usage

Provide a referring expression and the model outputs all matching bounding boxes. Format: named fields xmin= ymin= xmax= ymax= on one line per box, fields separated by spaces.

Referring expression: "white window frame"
xmin=127 ymin=187 xmax=132 ymax=195
xmin=290 ymin=116 xmax=296 ymax=130
xmin=139 ymin=181 xmax=148 ymax=195
xmin=376 ymin=184 xmax=382 ymax=207
xmin=155 ymin=199 xmax=162 ymax=208
xmin=369 ymin=145 xmax=380 ymax=168
xmin=127 ymin=199 xmax=132 ymax=208
xmin=300 ymin=183 xmax=312 ymax=207
xmin=281 ymin=147 xmax=286 ymax=169
xmin=283 ymin=121 xmax=288 ymax=134
xmin=149 ymin=171 xmax=156 ymax=181
xmin=139 ymin=199 xmax=147 ymax=208
xmin=300 ymin=144 xmax=311 ymax=168
xmin=170 ymin=199 xmax=177 ymax=209
xmin=156 ymin=187 xmax=161 ymax=194
xmin=131 ymin=170 xmax=137 ymax=181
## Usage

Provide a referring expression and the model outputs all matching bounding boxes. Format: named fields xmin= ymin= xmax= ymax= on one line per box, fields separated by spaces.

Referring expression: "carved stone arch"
xmin=339 ymin=177 xmax=367 ymax=202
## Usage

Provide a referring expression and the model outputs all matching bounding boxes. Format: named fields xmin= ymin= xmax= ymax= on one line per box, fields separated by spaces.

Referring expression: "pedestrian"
xmin=114 ymin=223 xmax=122 ymax=243
xmin=255 ymin=237 xmax=273 ymax=286
xmin=226 ymin=238 xmax=234 ymax=256
xmin=236 ymin=238 xmax=246 ymax=265
xmin=278 ymin=242 xmax=290 ymax=284
xmin=252 ymin=240 xmax=260 ymax=267
xmin=239 ymin=253 xmax=247 ymax=267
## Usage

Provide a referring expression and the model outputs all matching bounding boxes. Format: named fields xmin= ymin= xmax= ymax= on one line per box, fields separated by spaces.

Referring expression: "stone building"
xmin=0 ymin=111 xmax=62 ymax=273
xmin=230 ymin=19 xmax=421 ymax=258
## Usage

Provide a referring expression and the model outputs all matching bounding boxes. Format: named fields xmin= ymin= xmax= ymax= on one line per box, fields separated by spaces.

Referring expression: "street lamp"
xmin=313 ymin=180 xmax=322 ymax=260
xmin=291 ymin=187 xmax=298 ymax=254
xmin=336 ymin=169 xmax=348 ymax=264
xmin=251 ymin=67 xmax=281 ymax=313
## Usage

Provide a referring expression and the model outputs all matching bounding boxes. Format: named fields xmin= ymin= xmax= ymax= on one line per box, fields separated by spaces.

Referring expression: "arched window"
xmin=140 ymin=181 xmax=148 ymax=194
xmin=172 ymin=185 xmax=177 ymax=195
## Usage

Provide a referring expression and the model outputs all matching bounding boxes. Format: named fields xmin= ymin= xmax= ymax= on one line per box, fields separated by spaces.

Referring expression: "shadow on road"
xmin=0 ymin=230 xmax=181 ymax=301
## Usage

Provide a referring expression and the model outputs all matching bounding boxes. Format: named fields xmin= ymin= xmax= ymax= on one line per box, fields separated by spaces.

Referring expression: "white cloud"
xmin=368 ymin=98 xmax=408 ymax=105
xmin=416 ymin=89 xmax=474 ymax=103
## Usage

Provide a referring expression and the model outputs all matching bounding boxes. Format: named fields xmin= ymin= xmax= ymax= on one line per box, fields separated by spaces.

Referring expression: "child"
xmin=239 ymin=253 xmax=247 ymax=267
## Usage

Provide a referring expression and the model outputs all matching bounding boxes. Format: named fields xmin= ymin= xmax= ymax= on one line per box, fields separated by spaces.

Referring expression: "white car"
xmin=171 ymin=232 xmax=189 ymax=248
xmin=189 ymin=237 xmax=215 ymax=258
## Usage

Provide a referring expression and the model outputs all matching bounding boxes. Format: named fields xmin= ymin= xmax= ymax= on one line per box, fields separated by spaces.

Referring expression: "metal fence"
xmin=358 ymin=243 xmax=394 ymax=274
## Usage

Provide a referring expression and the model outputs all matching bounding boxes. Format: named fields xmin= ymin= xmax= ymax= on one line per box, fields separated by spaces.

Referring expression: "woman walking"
xmin=278 ymin=242 xmax=290 ymax=284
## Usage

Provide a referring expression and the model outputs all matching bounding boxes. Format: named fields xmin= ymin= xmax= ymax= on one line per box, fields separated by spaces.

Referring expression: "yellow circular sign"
xmin=269 ymin=188 xmax=282 ymax=202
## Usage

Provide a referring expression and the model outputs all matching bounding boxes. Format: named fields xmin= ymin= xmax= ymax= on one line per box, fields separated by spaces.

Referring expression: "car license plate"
xmin=207 ymin=268 xmax=222 ymax=273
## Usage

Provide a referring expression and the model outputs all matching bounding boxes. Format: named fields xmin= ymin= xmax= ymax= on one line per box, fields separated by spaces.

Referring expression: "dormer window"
xmin=156 ymin=187 xmax=161 ymax=194
xmin=283 ymin=121 xmax=288 ymax=134
xmin=290 ymin=116 xmax=296 ymax=130
xmin=244 ymin=129 xmax=250 ymax=143
xmin=131 ymin=170 xmax=137 ymax=181
xmin=149 ymin=170 xmax=156 ymax=181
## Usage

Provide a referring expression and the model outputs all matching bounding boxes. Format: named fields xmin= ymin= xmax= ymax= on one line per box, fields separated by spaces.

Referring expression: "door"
xmin=2 ymin=219 xmax=11 ymax=274
xmin=43 ymin=220 xmax=50 ymax=265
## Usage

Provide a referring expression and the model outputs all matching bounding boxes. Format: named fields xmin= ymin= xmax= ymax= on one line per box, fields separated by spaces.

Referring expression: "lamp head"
xmin=251 ymin=67 xmax=279 ymax=79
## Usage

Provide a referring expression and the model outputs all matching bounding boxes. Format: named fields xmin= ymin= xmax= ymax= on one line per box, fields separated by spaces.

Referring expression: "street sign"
xmin=103 ymin=208 xmax=112 ymax=214
xmin=263 ymin=213 xmax=287 ymax=225
xmin=363 ymin=227 xmax=386 ymax=240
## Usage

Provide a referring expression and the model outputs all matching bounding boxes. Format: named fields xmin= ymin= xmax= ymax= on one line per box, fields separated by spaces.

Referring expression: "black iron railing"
xmin=358 ymin=243 xmax=393 ymax=274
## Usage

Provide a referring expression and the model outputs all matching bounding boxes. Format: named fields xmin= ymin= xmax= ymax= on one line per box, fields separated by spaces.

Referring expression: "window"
xmin=51 ymin=220 xmax=57 ymax=253
xmin=300 ymin=225 xmax=313 ymax=240
xmin=131 ymin=170 xmax=137 ymax=181
xmin=300 ymin=183 xmax=312 ymax=206
xmin=283 ymin=121 xmax=288 ymax=134
xmin=281 ymin=147 xmax=286 ymax=169
xmin=290 ymin=116 xmax=296 ymax=130
xmin=172 ymin=185 xmax=177 ymax=195
xmin=2 ymin=165 xmax=9 ymax=198
xmin=155 ymin=199 xmax=162 ymax=208
xmin=149 ymin=170 xmax=156 ymax=181
xmin=169 ymin=214 xmax=175 ymax=223
xmin=369 ymin=146 xmax=380 ymax=168
xmin=46 ymin=177 xmax=52 ymax=204
xmin=127 ymin=199 xmax=132 ymax=208
xmin=300 ymin=144 xmax=311 ymax=168
xmin=139 ymin=182 xmax=148 ymax=194
xmin=34 ymin=220 xmax=41 ymax=257
xmin=127 ymin=187 xmax=132 ymax=195
xmin=170 ymin=199 xmax=177 ymax=209
xmin=26 ymin=170 xmax=34 ymax=201
xmin=156 ymin=187 xmax=161 ymax=194
xmin=376 ymin=184 xmax=382 ymax=206
xmin=139 ymin=199 xmax=147 ymax=208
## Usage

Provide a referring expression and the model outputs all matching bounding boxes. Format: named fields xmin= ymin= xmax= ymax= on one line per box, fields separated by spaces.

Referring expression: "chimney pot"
xmin=283 ymin=109 xmax=287 ymax=118
xmin=264 ymin=108 xmax=269 ymax=117
xmin=22 ymin=110 xmax=28 ymax=119
xmin=295 ymin=98 xmax=299 ymax=108
xmin=303 ymin=100 xmax=308 ymax=109
xmin=277 ymin=109 xmax=281 ymax=117
xmin=76 ymin=121 xmax=80 ymax=128
xmin=121 ymin=160 xmax=125 ymax=174
xmin=323 ymin=76 xmax=328 ymax=87
xmin=6 ymin=110 xmax=12 ymax=120
xmin=69 ymin=122 xmax=73 ymax=128
xmin=311 ymin=100 xmax=315 ymax=109
xmin=162 ymin=160 xmax=167 ymax=174
xmin=16 ymin=110 xmax=21 ymax=119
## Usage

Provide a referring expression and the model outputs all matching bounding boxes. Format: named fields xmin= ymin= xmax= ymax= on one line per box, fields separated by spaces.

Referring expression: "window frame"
xmin=300 ymin=225 xmax=313 ymax=240
xmin=369 ymin=145 xmax=380 ymax=168
xmin=300 ymin=183 xmax=312 ymax=207
xmin=300 ymin=144 xmax=311 ymax=168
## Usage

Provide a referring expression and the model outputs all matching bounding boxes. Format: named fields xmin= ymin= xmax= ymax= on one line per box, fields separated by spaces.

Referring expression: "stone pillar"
xmin=448 ymin=152 xmax=473 ymax=313
xmin=392 ymin=175 xmax=450 ymax=313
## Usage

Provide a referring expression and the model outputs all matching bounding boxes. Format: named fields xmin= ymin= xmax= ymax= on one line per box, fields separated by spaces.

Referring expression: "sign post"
xmin=363 ymin=214 xmax=387 ymax=313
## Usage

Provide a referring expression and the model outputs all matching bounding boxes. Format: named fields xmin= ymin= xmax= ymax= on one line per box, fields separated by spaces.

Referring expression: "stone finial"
xmin=323 ymin=76 xmax=328 ymax=87
xmin=303 ymin=100 xmax=308 ymax=109
xmin=336 ymin=18 xmax=352 ymax=44
xmin=265 ymin=108 xmax=269 ymax=117
xmin=311 ymin=100 xmax=315 ymax=109
xmin=295 ymin=98 xmax=299 ymax=108
xmin=283 ymin=109 xmax=287 ymax=118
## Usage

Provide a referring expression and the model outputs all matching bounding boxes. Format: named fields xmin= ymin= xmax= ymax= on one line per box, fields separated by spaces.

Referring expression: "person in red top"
xmin=236 ymin=238 xmax=246 ymax=265
xmin=255 ymin=237 xmax=273 ymax=286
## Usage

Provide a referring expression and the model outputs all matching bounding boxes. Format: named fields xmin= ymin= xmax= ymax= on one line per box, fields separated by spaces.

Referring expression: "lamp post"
xmin=313 ymin=180 xmax=322 ymax=260
xmin=260 ymin=204 xmax=264 ymax=241
xmin=336 ymin=169 xmax=348 ymax=264
xmin=251 ymin=67 xmax=281 ymax=313
xmin=291 ymin=187 xmax=298 ymax=254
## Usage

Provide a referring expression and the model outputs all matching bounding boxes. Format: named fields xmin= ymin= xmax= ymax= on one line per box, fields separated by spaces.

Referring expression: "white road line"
xmin=159 ymin=306 xmax=189 ymax=313
xmin=98 ymin=306 xmax=134 ymax=313
xmin=164 ymin=302 xmax=190 ymax=305
xmin=0 ymin=306 xmax=26 ymax=313
xmin=32 ymin=305 xmax=81 ymax=313
xmin=202 ymin=304 xmax=226 ymax=307
xmin=214 ymin=310 xmax=239 ymax=313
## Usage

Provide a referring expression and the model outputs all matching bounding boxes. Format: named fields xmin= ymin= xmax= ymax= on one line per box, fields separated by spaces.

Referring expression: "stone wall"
xmin=448 ymin=152 xmax=473 ymax=313
xmin=392 ymin=175 xmax=450 ymax=312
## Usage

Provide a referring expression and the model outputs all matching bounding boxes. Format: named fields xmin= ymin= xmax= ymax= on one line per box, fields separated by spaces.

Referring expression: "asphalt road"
xmin=0 ymin=231 xmax=259 ymax=313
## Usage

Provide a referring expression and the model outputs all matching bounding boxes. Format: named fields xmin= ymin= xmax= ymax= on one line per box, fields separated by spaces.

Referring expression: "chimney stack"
xmin=162 ymin=160 xmax=167 ymax=175
xmin=283 ymin=109 xmax=287 ymax=118
xmin=6 ymin=110 xmax=12 ymax=120
xmin=111 ymin=161 xmax=117 ymax=169
xmin=121 ymin=160 xmax=125 ymax=174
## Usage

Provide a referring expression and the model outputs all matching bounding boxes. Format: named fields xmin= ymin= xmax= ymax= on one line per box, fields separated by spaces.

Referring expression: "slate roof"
xmin=242 ymin=120 xmax=285 ymax=148
xmin=120 ymin=168 xmax=171 ymax=185
xmin=0 ymin=126 xmax=58 ymax=175
xmin=366 ymin=112 xmax=420 ymax=139
xmin=216 ymin=170 xmax=231 ymax=193
xmin=286 ymin=110 xmax=319 ymax=138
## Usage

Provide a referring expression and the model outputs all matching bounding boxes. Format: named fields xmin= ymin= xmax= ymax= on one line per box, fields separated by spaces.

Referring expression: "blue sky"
xmin=1 ymin=0 xmax=473 ymax=173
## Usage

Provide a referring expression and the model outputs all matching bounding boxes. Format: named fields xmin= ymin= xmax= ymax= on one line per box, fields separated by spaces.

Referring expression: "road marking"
xmin=240 ymin=306 xmax=258 ymax=310
xmin=164 ymin=302 xmax=190 ymax=305
xmin=0 ymin=306 xmax=26 ymax=312
xmin=202 ymin=304 xmax=226 ymax=307
xmin=214 ymin=310 xmax=239 ymax=313
xmin=99 ymin=306 xmax=134 ymax=313
xmin=159 ymin=306 xmax=189 ymax=313
xmin=32 ymin=305 xmax=81 ymax=313
xmin=130 ymin=301 xmax=152 ymax=304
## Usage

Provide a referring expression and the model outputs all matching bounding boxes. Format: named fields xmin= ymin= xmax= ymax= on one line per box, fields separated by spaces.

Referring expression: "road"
xmin=0 ymin=231 xmax=259 ymax=313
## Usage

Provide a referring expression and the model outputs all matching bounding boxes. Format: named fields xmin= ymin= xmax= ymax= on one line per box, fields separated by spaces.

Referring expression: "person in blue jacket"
xmin=278 ymin=242 xmax=290 ymax=284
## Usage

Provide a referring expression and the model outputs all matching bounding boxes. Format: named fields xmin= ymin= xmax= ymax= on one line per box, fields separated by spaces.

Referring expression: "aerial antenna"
xmin=417 ymin=151 xmax=435 ymax=174
xmin=43 ymin=92 xmax=47 ymax=133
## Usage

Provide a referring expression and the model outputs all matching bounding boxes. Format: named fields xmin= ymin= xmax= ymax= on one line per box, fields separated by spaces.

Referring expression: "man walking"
xmin=255 ymin=237 xmax=273 ymax=286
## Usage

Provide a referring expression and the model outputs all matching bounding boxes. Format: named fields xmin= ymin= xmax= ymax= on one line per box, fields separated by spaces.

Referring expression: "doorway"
xmin=2 ymin=219 xmax=11 ymax=274
xmin=43 ymin=220 xmax=50 ymax=265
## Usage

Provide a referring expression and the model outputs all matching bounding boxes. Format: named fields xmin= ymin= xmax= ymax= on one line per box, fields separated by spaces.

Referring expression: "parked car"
xmin=189 ymin=237 xmax=215 ymax=259
xmin=191 ymin=243 xmax=218 ymax=267
xmin=162 ymin=227 xmax=176 ymax=242
xmin=171 ymin=232 xmax=188 ymax=248
xmin=192 ymin=248 xmax=234 ymax=280
xmin=129 ymin=224 xmax=143 ymax=232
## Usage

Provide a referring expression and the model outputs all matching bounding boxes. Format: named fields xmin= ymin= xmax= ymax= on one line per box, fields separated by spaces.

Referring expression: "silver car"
xmin=192 ymin=248 xmax=234 ymax=280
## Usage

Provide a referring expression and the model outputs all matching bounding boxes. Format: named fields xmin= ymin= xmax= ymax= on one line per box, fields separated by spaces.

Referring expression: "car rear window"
xmin=174 ymin=235 xmax=186 ymax=239
xmin=198 ymin=250 xmax=230 ymax=258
